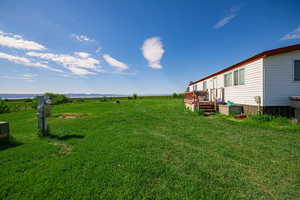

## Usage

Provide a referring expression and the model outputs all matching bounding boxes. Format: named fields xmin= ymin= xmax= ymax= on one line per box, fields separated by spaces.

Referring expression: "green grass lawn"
xmin=0 ymin=99 xmax=300 ymax=199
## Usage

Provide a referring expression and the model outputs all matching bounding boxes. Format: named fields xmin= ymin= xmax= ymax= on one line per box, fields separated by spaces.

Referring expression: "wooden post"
xmin=0 ymin=122 xmax=9 ymax=141
xmin=37 ymin=96 xmax=49 ymax=136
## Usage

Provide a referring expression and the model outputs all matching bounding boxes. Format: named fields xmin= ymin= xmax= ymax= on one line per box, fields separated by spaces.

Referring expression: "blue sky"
xmin=0 ymin=0 xmax=300 ymax=94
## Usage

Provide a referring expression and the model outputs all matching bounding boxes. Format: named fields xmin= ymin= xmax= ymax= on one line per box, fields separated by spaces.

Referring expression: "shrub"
xmin=0 ymin=99 xmax=10 ymax=114
xmin=128 ymin=96 xmax=133 ymax=100
xmin=73 ymin=99 xmax=85 ymax=103
xmin=249 ymin=114 xmax=275 ymax=122
xmin=44 ymin=93 xmax=70 ymax=105
xmin=24 ymin=99 xmax=33 ymax=102
xmin=172 ymin=93 xmax=178 ymax=98
xmin=133 ymin=93 xmax=138 ymax=99
xmin=99 ymin=97 xmax=107 ymax=102
xmin=177 ymin=93 xmax=184 ymax=98
xmin=197 ymin=108 xmax=205 ymax=116
xmin=31 ymin=99 xmax=38 ymax=110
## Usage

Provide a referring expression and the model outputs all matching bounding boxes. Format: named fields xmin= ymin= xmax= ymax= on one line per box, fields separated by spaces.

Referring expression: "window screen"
xmin=234 ymin=70 xmax=239 ymax=86
xmin=295 ymin=60 xmax=300 ymax=81
xmin=203 ymin=81 xmax=207 ymax=90
xmin=224 ymin=73 xmax=232 ymax=87
xmin=239 ymin=69 xmax=245 ymax=85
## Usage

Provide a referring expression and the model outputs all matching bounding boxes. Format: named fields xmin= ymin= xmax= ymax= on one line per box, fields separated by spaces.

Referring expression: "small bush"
xmin=31 ymin=99 xmax=38 ymax=110
xmin=133 ymin=93 xmax=138 ymax=99
xmin=0 ymin=99 xmax=10 ymax=114
xmin=44 ymin=93 xmax=70 ymax=105
xmin=172 ymin=93 xmax=183 ymax=99
xmin=172 ymin=93 xmax=178 ymax=98
xmin=24 ymin=99 xmax=33 ymax=102
xmin=249 ymin=114 xmax=275 ymax=122
xmin=73 ymin=99 xmax=85 ymax=103
xmin=128 ymin=96 xmax=133 ymax=100
xmin=197 ymin=108 xmax=205 ymax=116
xmin=99 ymin=97 xmax=107 ymax=102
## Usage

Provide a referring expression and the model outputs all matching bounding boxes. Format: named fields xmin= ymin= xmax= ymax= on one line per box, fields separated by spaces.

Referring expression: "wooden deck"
xmin=184 ymin=91 xmax=215 ymax=113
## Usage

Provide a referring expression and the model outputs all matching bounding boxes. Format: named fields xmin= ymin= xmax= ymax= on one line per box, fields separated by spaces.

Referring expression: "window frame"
xmin=294 ymin=60 xmax=300 ymax=81
xmin=234 ymin=70 xmax=239 ymax=86
xmin=203 ymin=81 xmax=207 ymax=91
xmin=232 ymin=68 xmax=245 ymax=86
xmin=224 ymin=72 xmax=232 ymax=87
xmin=238 ymin=68 xmax=245 ymax=85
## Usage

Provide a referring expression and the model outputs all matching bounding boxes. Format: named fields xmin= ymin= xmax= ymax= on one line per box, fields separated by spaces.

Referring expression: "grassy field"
xmin=0 ymin=99 xmax=300 ymax=199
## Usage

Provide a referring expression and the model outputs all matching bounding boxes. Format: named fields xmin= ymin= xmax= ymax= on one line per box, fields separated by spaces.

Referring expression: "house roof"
xmin=189 ymin=43 xmax=300 ymax=86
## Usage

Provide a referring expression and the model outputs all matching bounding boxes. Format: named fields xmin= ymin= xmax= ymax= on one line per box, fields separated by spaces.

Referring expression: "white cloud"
xmin=141 ymin=37 xmax=164 ymax=69
xmin=26 ymin=51 xmax=102 ymax=75
xmin=0 ymin=73 xmax=37 ymax=82
xmin=22 ymin=73 xmax=36 ymax=82
xmin=0 ymin=52 xmax=62 ymax=72
xmin=281 ymin=26 xmax=300 ymax=40
xmin=103 ymin=54 xmax=129 ymax=70
xmin=213 ymin=6 xmax=241 ymax=29
xmin=214 ymin=14 xmax=236 ymax=29
xmin=0 ymin=31 xmax=46 ymax=50
xmin=74 ymin=52 xmax=90 ymax=58
xmin=71 ymin=34 xmax=94 ymax=42
xmin=68 ymin=67 xmax=96 ymax=75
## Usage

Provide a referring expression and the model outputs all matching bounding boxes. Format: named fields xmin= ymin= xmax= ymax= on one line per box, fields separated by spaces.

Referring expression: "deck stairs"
xmin=198 ymin=102 xmax=215 ymax=115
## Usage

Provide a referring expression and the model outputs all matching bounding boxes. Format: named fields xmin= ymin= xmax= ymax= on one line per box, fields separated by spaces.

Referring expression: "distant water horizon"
xmin=0 ymin=93 xmax=171 ymax=99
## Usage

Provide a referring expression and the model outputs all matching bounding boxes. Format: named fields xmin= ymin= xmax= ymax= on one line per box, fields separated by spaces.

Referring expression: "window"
xmin=213 ymin=77 xmax=217 ymax=88
xmin=295 ymin=60 xmax=300 ymax=81
xmin=239 ymin=68 xmax=245 ymax=85
xmin=233 ymin=68 xmax=245 ymax=86
xmin=192 ymin=84 xmax=197 ymax=91
xmin=224 ymin=73 xmax=232 ymax=87
xmin=234 ymin=70 xmax=239 ymax=86
xmin=203 ymin=81 xmax=207 ymax=91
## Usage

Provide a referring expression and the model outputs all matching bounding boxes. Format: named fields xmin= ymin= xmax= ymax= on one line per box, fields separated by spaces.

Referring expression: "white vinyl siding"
xmin=263 ymin=50 xmax=300 ymax=106
xmin=191 ymin=58 xmax=263 ymax=106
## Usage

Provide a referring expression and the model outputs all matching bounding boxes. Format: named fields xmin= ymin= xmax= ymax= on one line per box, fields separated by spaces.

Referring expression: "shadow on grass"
xmin=47 ymin=133 xmax=85 ymax=141
xmin=0 ymin=138 xmax=22 ymax=151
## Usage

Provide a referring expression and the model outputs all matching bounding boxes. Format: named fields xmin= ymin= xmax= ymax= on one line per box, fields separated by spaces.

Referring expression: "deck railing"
xmin=184 ymin=91 xmax=209 ymax=106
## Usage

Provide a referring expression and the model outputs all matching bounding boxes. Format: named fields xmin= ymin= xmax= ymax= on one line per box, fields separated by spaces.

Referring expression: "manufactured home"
xmin=186 ymin=43 xmax=300 ymax=116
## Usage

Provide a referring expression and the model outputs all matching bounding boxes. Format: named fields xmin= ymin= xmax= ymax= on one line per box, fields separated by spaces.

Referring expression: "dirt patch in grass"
xmin=49 ymin=141 xmax=72 ymax=155
xmin=55 ymin=113 xmax=85 ymax=119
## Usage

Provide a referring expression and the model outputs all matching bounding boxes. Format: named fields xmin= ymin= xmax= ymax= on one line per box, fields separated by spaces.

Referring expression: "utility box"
xmin=219 ymin=105 xmax=243 ymax=115
xmin=0 ymin=122 xmax=9 ymax=141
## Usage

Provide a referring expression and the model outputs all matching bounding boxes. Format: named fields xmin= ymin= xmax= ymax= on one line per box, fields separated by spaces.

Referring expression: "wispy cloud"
xmin=74 ymin=52 xmax=90 ymax=58
xmin=280 ymin=26 xmax=300 ymax=40
xmin=1 ymin=73 xmax=37 ymax=82
xmin=26 ymin=51 xmax=102 ymax=75
xmin=0 ymin=52 xmax=62 ymax=72
xmin=103 ymin=54 xmax=129 ymax=70
xmin=22 ymin=73 xmax=37 ymax=82
xmin=0 ymin=30 xmax=46 ymax=50
xmin=213 ymin=6 xmax=241 ymax=29
xmin=71 ymin=34 xmax=94 ymax=42
xmin=141 ymin=37 xmax=164 ymax=69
